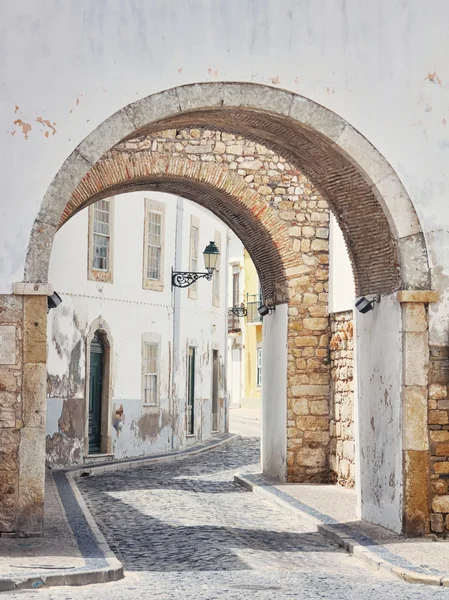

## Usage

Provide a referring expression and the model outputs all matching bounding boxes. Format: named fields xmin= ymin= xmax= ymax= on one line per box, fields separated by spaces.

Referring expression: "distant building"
xmin=46 ymin=191 xmax=229 ymax=467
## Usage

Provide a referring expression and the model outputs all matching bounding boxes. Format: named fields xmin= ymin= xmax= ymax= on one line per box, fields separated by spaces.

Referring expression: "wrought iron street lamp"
xmin=172 ymin=241 xmax=220 ymax=289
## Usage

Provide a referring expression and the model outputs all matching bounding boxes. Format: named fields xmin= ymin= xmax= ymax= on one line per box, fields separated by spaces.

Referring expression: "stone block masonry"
xmin=329 ymin=311 xmax=355 ymax=487
xmin=428 ymin=346 xmax=449 ymax=535
xmin=0 ymin=293 xmax=47 ymax=536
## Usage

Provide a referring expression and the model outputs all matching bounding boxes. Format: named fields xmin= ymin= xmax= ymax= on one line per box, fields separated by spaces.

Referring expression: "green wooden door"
xmin=89 ymin=333 xmax=103 ymax=454
xmin=187 ymin=347 xmax=195 ymax=435
xmin=212 ymin=350 xmax=219 ymax=432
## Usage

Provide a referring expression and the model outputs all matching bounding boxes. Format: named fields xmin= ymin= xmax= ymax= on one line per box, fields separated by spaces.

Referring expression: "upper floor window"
xmin=143 ymin=198 xmax=165 ymax=291
xmin=232 ymin=270 xmax=240 ymax=307
xmin=88 ymin=198 xmax=114 ymax=283
xmin=188 ymin=215 xmax=199 ymax=299
xmin=256 ymin=346 xmax=262 ymax=388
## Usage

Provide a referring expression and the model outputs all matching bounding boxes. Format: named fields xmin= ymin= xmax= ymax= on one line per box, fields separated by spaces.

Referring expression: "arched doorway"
xmin=12 ymin=83 xmax=433 ymax=536
xmin=85 ymin=318 xmax=113 ymax=458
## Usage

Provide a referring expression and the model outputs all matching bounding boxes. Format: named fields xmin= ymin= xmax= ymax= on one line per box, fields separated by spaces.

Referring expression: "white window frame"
xmin=88 ymin=197 xmax=114 ymax=283
xmin=143 ymin=198 xmax=165 ymax=292
xmin=256 ymin=345 xmax=262 ymax=388
xmin=141 ymin=333 xmax=161 ymax=407
xmin=212 ymin=230 xmax=221 ymax=307
xmin=188 ymin=215 xmax=200 ymax=300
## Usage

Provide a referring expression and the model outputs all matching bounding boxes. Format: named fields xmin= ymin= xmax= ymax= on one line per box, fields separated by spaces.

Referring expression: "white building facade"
xmin=46 ymin=191 xmax=229 ymax=467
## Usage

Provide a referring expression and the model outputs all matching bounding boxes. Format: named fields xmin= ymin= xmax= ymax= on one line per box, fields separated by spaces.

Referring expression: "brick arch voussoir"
xmin=63 ymin=152 xmax=296 ymax=305
xmin=27 ymin=83 xmax=429 ymax=295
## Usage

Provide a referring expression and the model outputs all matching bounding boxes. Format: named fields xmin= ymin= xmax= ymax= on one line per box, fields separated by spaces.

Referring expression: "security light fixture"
xmin=172 ymin=241 xmax=220 ymax=289
xmin=47 ymin=291 xmax=62 ymax=312
xmin=355 ymin=295 xmax=380 ymax=314
xmin=257 ymin=304 xmax=275 ymax=317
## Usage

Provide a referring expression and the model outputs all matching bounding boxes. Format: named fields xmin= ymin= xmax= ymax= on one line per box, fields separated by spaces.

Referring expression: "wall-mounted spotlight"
xmin=47 ymin=291 xmax=62 ymax=312
xmin=257 ymin=304 xmax=275 ymax=317
xmin=172 ymin=241 xmax=220 ymax=289
xmin=355 ymin=295 xmax=380 ymax=314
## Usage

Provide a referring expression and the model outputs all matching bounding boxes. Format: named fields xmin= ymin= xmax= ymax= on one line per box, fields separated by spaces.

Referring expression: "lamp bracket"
xmin=172 ymin=269 xmax=213 ymax=289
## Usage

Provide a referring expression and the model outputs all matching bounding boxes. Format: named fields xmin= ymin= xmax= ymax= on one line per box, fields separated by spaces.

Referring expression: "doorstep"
xmin=83 ymin=453 xmax=114 ymax=465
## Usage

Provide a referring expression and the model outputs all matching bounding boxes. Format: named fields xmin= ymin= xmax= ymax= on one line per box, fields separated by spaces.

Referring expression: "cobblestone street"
xmin=7 ymin=437 xmax=449 ymax=599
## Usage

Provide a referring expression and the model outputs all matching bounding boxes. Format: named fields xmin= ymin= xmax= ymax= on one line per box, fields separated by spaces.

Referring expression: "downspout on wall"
xmin=171 ymin=195 xmax=184 ymax=448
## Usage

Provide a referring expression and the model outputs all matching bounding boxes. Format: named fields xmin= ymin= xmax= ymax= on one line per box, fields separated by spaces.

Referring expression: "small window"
xmin=143 ymin=199 xmax=165 ymax=291
xmin=188 ymin=216 xmax=200 ymax=299
xmin=147 ymin=211 xmax=162 ymax=279
xmin=143 ymin=342 xmax=159 ymax=406
xmin=88 ymin=198 xmax=114 ymax=282
xmin=232 ymin=271 xmax=240 ymax=307
xmin=256 ymin=346 xmax=262 ymax=387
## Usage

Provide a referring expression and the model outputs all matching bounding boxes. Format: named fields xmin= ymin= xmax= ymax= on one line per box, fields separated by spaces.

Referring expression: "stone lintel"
xmin=396 ymin=290 xmax=439 ymax=303
xmin=13 ymin=282 xmax=54 ymax=296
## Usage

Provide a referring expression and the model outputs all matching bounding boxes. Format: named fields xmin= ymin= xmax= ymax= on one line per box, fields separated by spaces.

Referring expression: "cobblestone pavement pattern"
xmin=7 ymin=438 xmax=449 ymax=599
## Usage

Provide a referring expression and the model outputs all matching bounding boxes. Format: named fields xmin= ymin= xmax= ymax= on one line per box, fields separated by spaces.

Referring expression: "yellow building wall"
xmin=243 ymin=250 xmax=263 ymax=403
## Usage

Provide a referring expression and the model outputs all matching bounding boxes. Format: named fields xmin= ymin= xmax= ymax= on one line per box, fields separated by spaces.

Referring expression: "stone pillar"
xmin=0 ymin=294 xmax=23 ymax=533
xmin=286 ymin=305 xmax=331 ymax=483
xmin=398 ymin=290 xmax=438 ymax=536
xmin=261 ymin=303 xmax=288 ymax=480
xmin=0 ymin=284 xmax=49 ymax=536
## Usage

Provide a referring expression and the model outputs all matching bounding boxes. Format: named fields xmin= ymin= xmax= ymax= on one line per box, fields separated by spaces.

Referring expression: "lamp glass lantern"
xmin=203 ymin=241 xmax=220 ymax=273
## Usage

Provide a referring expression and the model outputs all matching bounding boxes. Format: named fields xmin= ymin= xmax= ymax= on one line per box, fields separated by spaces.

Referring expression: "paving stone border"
xmin=0 ymin=433 xmax=237 ymax=592
xmin=235 ymin=473 xmax=449 ymax=587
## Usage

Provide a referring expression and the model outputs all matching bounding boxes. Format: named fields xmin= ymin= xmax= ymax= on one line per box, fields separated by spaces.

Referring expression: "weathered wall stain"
xmin=47 ymin=339 xmax=84 ymax=398
xmin=46 ymin=398 xmax=84 ymax=467
xmin=36 ymin=117 xmax=57 ymax=137
xmin=13 ymin=119 xmax=32 ymax=139
xmin=137 ymin=409 xmax=170 ymax=442
xmin=112 ymin=403 xmax=124 ymax=434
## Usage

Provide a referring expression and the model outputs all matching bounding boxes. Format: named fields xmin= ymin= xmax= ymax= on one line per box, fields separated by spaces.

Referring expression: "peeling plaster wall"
xmin=46 ymin=190 xmax=228 ymax=466
xmin=356 ymin=294 xmax=403 ymax=533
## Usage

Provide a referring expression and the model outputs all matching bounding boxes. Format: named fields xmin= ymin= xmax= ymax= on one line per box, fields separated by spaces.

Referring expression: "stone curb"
xmin=234 ymin=474 xmax=449 ymax=588
xmin=0 ymin=434 xmax=237 ymax=592
xmin=62 ymin=432 xmax=239 ymax=478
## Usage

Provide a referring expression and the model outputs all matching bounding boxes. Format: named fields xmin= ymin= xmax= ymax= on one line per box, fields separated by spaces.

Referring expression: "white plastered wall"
xmin=46 ymin=190 xmax=229 ymax=463
xmin=355 ymin=294 xmax=403 ymax=533
xmin=261 ymin=303 xmax=288 ymax=480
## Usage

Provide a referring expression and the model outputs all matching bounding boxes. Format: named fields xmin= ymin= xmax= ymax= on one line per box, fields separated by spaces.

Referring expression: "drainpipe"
xmin=223 ymin=228 xmax=230 ymax=433
xmin=171 ymin=196 xmax=184 ymax=449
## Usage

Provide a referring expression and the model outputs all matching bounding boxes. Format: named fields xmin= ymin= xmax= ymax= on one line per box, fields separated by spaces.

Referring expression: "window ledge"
xmin=143 ymin=280 xmax=164 ymax=292
xmin=142 ymin=404 xmax=160 ymax=413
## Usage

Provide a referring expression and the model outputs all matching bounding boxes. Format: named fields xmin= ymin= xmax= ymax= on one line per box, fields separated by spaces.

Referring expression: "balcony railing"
xmin=228 ymin=311 xmax=242 ymax=333
xmin=246 ymin=293 xmax=263 ymax=324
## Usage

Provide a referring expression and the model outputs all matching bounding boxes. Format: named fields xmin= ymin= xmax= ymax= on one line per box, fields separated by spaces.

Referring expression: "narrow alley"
xmin=6 ymin=429 xmax=449 ymax=599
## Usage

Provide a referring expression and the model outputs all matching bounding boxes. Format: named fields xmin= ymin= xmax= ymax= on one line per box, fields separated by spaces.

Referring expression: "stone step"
xmin=83 ymin=454 xmax=115 ymax=466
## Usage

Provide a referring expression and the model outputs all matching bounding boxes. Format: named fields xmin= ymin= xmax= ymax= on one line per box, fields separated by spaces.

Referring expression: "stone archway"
xmin=10 ymin=83 xmax=434 ymax=536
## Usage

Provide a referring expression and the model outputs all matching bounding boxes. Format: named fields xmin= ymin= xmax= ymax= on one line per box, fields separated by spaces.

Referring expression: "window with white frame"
xmin=143 ymin=198 xmax=165 ymax=291
xmin=88 ymin=198 xmax=113 ymax=282
xmin=188 ymin=216 xmax=199 ymax=299
xmin=142 ymin=341 xmax=159 ymax=406
xmin=212 ymin=231 xmax=221 ymax=307
xmin=256 ymin=346 xmax=262 ymax=387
